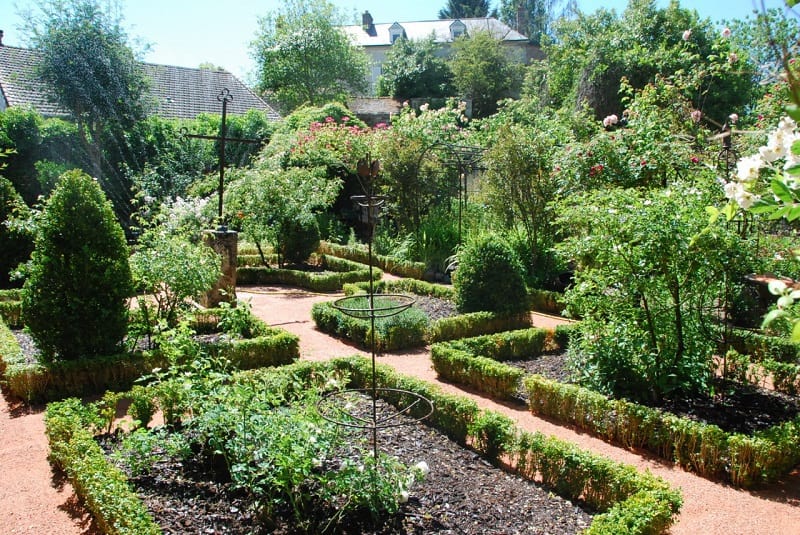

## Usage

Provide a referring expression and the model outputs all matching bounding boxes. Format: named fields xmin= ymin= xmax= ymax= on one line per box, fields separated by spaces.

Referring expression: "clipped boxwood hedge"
xmin=237 ymin=253 xmax=381 ymax=292
xmin=0 ymin=315 xmax=299 ymax=403
xmin=524 ymin=373 xmax=800 ymax=488
xmin=318 ymin=241 xmax=426 ymax=279
xmin=430 ymin=328 xmax=551 ymax=400
xmin=0 ymin=289 xmax=22 ymax=328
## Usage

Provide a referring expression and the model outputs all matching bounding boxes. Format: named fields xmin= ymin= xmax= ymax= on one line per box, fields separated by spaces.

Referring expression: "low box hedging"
xmin=444 ymin=328 xmax=548 ymax=361
xmin=333 ymin=356 xmax=683 ymax=534
xmin=0 ymin=289 xmax=22 ymax=329
xmin=725 ymin=326 xmax=800 ymax=364
xmin=312 ymin=294 xmax=532 ymax=351
xmin=527 ymin=288 xmax=565 ymax=315
xmin=430 ymin=328 xmax=549 ymax=400
xmin=310 ymin=300 xmax=429 ymax=352
xmin=343 ymin=278 xmax=455 ymax=301
xmin=429 ymin=312 xmax=532 ymax=342
xmin=318 ymin=241 xmax=427 ymax=279
xmin=524 ymin=373 xmax=800 ymax=488
xmin=237 ymin=254 xmax=380 ymax=292
xmin=431 ymin=344 xmax=524 ymax=400
xmin=721 ymin=326 xmax=800 ymax=395
xmin=0 ymin=316 xmax=299 ymax=403
xmin=45 ymin=398 xmax=161 ymax=535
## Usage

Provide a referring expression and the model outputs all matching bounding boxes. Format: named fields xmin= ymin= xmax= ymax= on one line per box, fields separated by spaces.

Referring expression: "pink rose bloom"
xmin=729 ymin=113 xmax=739 ymax=124
xmin=721 ymin=27 xmax=731 ymax=38
xmin=682 ymin=29 xmax=692 ymax=41
xmin=691 ymin=109 xmax=702 ymax=123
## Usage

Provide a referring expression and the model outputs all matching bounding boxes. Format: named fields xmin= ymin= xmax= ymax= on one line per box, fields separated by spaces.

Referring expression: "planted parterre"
xmin=45 ymin=357 xmax=682 ymax=535
xmin=430 ymin=327 xmax=800 ymax=488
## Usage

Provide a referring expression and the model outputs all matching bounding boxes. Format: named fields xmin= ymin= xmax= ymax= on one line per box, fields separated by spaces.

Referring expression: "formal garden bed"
xmin=45 ymin=358 xmax=682 ymax=535
xmin=237 ymin=252 xmax=381 ymax=291
xmin=0 ymin=304 xmax=299 ymax=403
xmin=430 ymin=328 xmax=800 ymax=488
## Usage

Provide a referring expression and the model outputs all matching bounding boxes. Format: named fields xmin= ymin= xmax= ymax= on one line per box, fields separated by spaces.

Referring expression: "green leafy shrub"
xmin=278 ymin=213 xmax=320 ymax=265
xmin=44 ymin=399 xmax=161 ymax=535
xmin=0 ymin=177 xmax=33 ymax=288
xmin=453 ymin=234 xmax=528 ymax=314
xmin=22 ymin=170 xmax=132 ymax=361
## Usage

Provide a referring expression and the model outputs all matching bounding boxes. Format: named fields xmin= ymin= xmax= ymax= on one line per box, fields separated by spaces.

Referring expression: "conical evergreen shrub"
xmin=22 ymin=170 xmax=132 ymax=361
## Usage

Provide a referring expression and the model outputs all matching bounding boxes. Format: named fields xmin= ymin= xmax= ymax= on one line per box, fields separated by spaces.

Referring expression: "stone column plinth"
xmin=200 ymin=229 xmax=238 ymax=308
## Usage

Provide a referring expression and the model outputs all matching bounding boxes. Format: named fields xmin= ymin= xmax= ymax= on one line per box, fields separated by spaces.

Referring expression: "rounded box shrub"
xmin=453 ymin=234 xmax=528 ymax=315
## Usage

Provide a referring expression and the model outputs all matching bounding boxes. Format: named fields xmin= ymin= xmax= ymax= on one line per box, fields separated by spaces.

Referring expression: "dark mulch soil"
xmin=509 ymin=353 xmax=800 ymax=435
xmin=101 ymin=396 xmax=593 ymax=534
xmin=410 ymin=295 xmax=458 ymax=323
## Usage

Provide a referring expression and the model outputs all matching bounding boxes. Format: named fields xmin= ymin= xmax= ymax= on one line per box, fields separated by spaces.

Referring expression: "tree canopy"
xmin=251 ymin=0 xmax=370 ymax=114
xmin=450 ymin=31 xmax=525 ymax=117
xmin=498 ymin=0 xmax=574 ymax=45
xmin=375 ymin=36 xmax=454 ymax=99
xmin=438 ymin=0 xmax=497 ymax=19
xmin=538 ymin=0 xmax=756 ymax=121
xmin=22 ymin=0 xmax=150 ymax=223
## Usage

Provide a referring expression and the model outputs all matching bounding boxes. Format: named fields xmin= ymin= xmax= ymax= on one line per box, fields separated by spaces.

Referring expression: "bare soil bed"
xmin=100 ymin=396 xmax=593 ymax=534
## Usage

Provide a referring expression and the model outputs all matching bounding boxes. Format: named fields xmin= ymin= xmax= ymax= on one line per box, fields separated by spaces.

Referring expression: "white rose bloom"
xmin=735 ymin=154 xmax=763 ymax=182
xmin=735 ymin=190 xmax=759 ymax=210
xmin=723 ymin=181 xmax=741 ymax=200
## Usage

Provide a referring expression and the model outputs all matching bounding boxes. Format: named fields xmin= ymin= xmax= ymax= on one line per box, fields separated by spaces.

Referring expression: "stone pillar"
xmin=201 ymin=229 xmax=238 ymax=308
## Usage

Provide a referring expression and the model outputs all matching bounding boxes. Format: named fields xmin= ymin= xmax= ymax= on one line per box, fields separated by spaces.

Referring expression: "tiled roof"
xmin=0 ymin=45 xmax=280 ymax=120
xmin=342 ymin=17 xmax=529 ymax=47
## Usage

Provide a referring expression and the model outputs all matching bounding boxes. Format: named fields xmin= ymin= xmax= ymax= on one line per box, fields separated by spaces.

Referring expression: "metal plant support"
xmin=436 ymin=143 xmax=484 ymax=244
xmin=317 ymin=158 xmax=433 ymax=462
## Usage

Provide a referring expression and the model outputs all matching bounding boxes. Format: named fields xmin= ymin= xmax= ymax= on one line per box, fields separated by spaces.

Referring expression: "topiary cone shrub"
xmin=22 ymin=170 xmax=132 ymax=361
xmin=453 ymin=234 xmax=528 ymax=314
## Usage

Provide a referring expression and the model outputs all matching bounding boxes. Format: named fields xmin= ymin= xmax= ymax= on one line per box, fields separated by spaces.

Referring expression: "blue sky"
xmin=0 ymin=0 xmax=791 ymax=83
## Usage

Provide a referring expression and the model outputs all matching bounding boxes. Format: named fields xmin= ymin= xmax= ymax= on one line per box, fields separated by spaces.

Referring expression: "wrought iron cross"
xmin=183 ymin=88 xmax=264 ymax=229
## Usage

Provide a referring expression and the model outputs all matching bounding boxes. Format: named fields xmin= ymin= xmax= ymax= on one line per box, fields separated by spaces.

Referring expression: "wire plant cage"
xmin=316 ymin=157 xmax=434 ymax=461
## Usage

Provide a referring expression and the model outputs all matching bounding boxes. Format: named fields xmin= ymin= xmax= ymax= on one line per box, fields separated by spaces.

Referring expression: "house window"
xmin=450 ymin=20 xmax=466 ymax=40
xmin=389 ymin=22 xmax=405 ymax=44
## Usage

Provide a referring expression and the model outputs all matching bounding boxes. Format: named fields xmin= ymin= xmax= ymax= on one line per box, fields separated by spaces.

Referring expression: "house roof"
xmin=342 ymin=17 xmax=529 ymax=47
xmin=0 ymin=44 xmax=280 ymax=121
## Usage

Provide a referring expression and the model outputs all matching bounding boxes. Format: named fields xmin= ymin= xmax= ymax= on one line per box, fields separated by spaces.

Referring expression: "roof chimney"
xmin=362 ymin=11 xmax=376 ymax=36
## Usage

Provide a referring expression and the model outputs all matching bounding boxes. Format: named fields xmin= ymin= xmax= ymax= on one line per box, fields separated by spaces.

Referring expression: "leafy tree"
xmin=449 ymin=31 xmax=524 ymax=117
xmin=129 ymin=197 xmax=221 ymax=341
xmin=480 ymin=123 xmax=561 ymax=286
xmin=540 ymin=0 xmax=755 ymax=121
xmin=0 ymin=107 xmax=85 ymax=204
xmin=23 ymin=0 xmax=150 ymax=222
xmin=438 ymin=0 xmax=496 ymax=19
xmin=376 ymin=36 xmax=454 ymax=99
xmin=21 ymin=170 xmax=132 ymax=361
xmin=556 ymin=183 xmax=752 ymax=402
xmin=251 ymin=0 xmax=370 ymax=114
xmin=499 ymin=0 xmax=573 ymax=45
xmin=227 ymin=165 xmax=340 ymax=267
